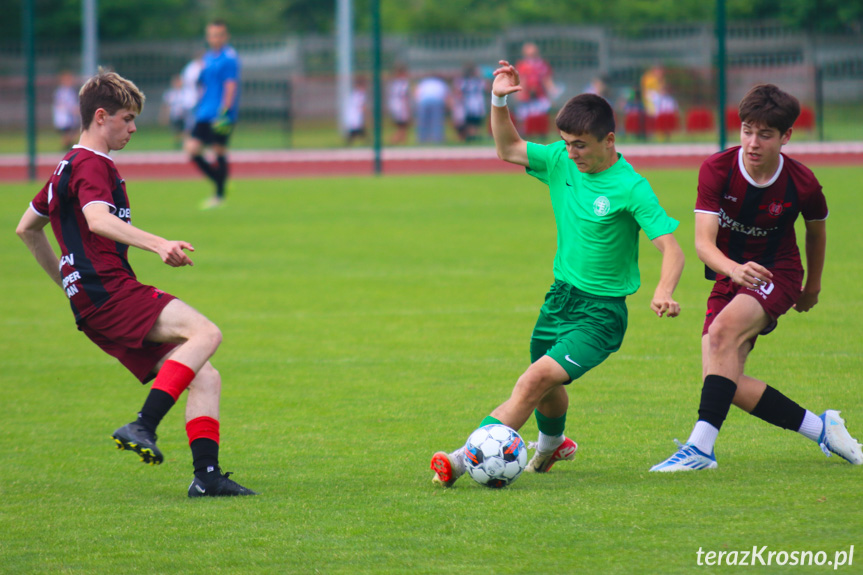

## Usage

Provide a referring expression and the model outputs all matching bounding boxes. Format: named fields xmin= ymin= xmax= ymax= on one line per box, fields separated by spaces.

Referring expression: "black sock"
xmin=215 ymin=155 xmax=228 ymax=198
xmin=750 ymin=385 xmax=807 ymax=431
xmin=192 ymin=154 xmax=218 ymax=183
xmin=137 ymin=389 xmax=175 ymax=432
xmin=191 ymin=438 xmax=220 ymax=479
xmin=698 ymin=375 xmax=738 ymax=431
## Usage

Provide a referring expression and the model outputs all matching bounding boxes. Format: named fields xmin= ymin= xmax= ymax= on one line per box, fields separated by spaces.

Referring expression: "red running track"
xmin=2 ymin=143 xmax=861 ymax=182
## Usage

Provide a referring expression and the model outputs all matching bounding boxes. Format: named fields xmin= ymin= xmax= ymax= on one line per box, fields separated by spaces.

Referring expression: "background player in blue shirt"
xmin=185 ymin=19 xmax=240 ymax=210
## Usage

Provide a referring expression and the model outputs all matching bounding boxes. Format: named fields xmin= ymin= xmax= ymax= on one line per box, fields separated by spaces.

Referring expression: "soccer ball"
xmin=464 ymin=424 xmax=528 ymax=488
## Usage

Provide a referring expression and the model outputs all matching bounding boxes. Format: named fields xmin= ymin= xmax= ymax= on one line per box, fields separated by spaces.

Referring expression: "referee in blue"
xmin=185 ymin=19 xmax=240 ymax=210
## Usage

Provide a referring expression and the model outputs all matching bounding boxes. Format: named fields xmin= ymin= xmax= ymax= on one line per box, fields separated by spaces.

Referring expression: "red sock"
xmin=186 ymin=416 xmax=220 ymax=445
xmin=152 ymin=360 xmax=196 ymax=401
xmin=187 ymin=416 xmax=220 ymax=476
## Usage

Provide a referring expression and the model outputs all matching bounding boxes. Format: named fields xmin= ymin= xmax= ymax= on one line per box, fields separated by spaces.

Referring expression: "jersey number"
xmin=758 ymin=281 xmax=775 ymax=296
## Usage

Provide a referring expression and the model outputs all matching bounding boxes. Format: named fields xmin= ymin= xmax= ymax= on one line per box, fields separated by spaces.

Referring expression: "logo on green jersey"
xmin=593 ymin=196 xmax=610 ymax=216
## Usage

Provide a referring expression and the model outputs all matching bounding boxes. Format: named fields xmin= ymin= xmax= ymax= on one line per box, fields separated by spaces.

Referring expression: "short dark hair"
xmin=78 ymin=68 xmax=145 ymax=129
xmin=555 ymin=93 xmax=615 ymax=141
xmin=738 ymin=84 xmax=800 ymax=134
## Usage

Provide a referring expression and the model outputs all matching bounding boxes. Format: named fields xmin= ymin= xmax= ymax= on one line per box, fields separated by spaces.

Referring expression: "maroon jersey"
xmin=695 ymin=146 xmax=828 ymax=278
xmin=30 ymin=146 xmax=137 ymax=323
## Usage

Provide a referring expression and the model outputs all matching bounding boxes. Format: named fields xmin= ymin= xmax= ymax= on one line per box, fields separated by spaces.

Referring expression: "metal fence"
xmin=1 ymin=21 xmax=861 ymax=144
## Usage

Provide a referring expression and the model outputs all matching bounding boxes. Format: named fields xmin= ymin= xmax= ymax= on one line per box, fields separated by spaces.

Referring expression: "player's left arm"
xmin=649 ymin=233 xmax=685 ymax=318
xmin=221 ymin=79 xmax=237 ymax=112
xmin=82 ymin=203 xmax=195 ymax=267
xmin=212 ymin=78 xmax=238 ymax=134
xmin=795 ymin=218 xmax=826 ymax=312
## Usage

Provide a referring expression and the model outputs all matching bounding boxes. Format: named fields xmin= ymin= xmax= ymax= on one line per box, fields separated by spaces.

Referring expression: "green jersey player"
xmin=431 ymin=60 xmax=686 ymax=486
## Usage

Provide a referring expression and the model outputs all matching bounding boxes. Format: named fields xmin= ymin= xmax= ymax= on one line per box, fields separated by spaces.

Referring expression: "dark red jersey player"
xmin=33 ymin=148 xmax=155 ymax=321
xmin=16 ymin=69 xmax=256 ymax=497
xmin=651 ymin=83 xmax=861 ymax=472
xmin=696 ymin=145 xmax=828 ymax=276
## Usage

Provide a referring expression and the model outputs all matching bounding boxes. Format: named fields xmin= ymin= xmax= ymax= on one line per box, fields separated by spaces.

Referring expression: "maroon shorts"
xmin=702 ymin=269 xmax=804 ymax=344
xmin=78 ymin=283 xmax=178 ymax=383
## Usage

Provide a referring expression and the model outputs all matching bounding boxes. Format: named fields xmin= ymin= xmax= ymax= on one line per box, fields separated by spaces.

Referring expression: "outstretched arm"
xmin=794 ymin=218 xmax=826 ymax=312
xmin=490 ymin=60 xmax=529 ymax=167
xmin=650 ymin=233 xmax=685 ymax=317
xmin=16 ymin=208 xmax=62 ymax=287
xmin=82 ymin=203 xmax=195 ymax=267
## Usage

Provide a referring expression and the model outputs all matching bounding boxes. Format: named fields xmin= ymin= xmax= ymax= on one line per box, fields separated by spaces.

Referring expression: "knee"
xmin=706 ymin=320 xmax=741 ymax=355
xmin=185 ymin=141 xmax=203 ymax=158
xmin=197 ymin=320 xmax=222 ymax=355
xmin=206 ymin=322 xmax=223 ymax=352
xmin=514 ymin=364 xmax=562 ymax=402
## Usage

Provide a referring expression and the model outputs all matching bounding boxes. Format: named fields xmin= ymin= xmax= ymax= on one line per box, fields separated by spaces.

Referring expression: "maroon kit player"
xmin=651 ymin=84 xmax=862 ymax=471
xmin=16 ymin=70 xmax=256 ymax=496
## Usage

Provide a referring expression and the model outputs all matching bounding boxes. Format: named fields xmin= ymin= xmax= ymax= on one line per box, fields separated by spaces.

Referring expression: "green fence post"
xmin=24 ymin=0 xmax=37 ymax=181
xmin=716 ymin=0 xmax=727 ymax=151
xmin=372 ymin=0 xmax=382 ymax=175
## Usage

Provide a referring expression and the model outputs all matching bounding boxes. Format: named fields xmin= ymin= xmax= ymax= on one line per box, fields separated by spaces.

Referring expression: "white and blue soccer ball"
xmin=463 ymin=424 xmax=528 ymax=488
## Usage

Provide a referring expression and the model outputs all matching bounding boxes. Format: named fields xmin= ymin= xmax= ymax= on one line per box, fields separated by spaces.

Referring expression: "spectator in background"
xmin=414 ymin=75 xmax=450 ymax=144
xmin=515 ymin=42 xmax=558 ymax=140
xmin=451 ymin=89 xmax=466 ymax=142
xmin=344 ymin=76 xmax=368 ymax=146
xmin=161 ymin=75 xmax=190 ymax=149
xmin=640 ymin=65 xmax=665 ymax=118
xmin=179 ymin=53 xmax=203 ymax=128
xmin=654 ymin=88 xmax=677 ymax=114
xmin=387 ymin=63 xmax=411 ymax=145
xmin=185 ymin=20 xmax=240 ymax=210
xmin=653 ymin=85 xmax=679 ymax=141
xmin=624 ymin=86 xmax=648 ymax=140
xmin=53 ymin=70 xmax=80 ymax=151
xmin=162 ymin=57 xmax=203 ymax=149
xmin=455 ymin=63 xmax=488 ymax=142
xmin=583 ymin=76 xmax=610 ymax=103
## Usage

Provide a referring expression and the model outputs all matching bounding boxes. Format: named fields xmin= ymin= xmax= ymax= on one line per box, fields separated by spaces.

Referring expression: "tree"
xmin=1 ymin=0 xmax=860 ymax=46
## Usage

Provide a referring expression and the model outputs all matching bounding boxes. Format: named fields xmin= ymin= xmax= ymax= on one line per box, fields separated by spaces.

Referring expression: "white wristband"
xmin=491 ymin=92 xmax=508 ymax=107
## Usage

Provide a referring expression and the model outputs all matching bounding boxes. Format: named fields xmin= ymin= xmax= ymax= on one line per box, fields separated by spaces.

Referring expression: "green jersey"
xmin=526 ymin=140 xmax=678 ymax=297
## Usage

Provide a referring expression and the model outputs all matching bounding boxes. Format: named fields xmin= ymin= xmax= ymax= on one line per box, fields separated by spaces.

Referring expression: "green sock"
xmin=479 ymin=415 xmax=503 ymax=428
xmin=535 ymin=409 xmax=566 ymax=436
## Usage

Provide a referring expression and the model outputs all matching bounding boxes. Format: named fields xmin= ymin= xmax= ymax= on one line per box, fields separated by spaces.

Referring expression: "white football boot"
xmin=650 ymin=439 xmax=717 ymax=472
xmin=818 ymin=410 xmax=863 ymax=464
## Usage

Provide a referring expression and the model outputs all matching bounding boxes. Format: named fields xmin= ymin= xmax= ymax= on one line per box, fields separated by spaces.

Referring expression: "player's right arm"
xmin=16 ymin=207 xmax=62 ymax=288
xmin=491 ymin=60 xmax=529 ymax=167
xmin=695 ymin=211 xmax=771 ymax=289
xmin=82 ymin=203 xmax=195 ymax=267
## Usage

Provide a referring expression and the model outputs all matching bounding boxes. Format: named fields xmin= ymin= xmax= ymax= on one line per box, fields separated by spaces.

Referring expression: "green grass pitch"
xmin=1 ymin=166 xmax=861 ymax=573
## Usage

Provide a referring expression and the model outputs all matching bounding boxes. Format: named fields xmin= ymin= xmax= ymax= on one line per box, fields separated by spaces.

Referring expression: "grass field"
xmin=1 ymin=166 xmax=861 ymax=574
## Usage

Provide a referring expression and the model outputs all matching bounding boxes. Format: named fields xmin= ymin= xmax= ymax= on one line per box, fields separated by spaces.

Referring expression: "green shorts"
xmin=530 ymin=280 xmax=628 ymax=382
